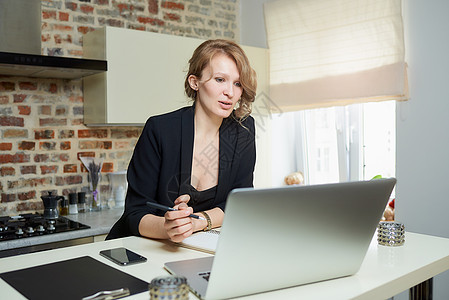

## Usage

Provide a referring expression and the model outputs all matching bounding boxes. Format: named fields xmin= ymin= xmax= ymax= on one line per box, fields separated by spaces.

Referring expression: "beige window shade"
xmin=264 ymin=0 xmax=407 ymax=111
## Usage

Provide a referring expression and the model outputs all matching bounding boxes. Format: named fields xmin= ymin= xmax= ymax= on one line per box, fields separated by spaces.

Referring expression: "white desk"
xmin=1 ymin=231 xmax=449 ymax=299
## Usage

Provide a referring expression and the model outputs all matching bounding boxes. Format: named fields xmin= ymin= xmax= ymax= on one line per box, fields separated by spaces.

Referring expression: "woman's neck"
xmin=194 ymin=103 xmax=222 ymax=139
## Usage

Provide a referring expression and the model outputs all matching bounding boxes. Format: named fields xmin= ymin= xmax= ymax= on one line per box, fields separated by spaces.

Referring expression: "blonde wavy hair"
xmin=184 ymin=39 xmax=257 ymax=120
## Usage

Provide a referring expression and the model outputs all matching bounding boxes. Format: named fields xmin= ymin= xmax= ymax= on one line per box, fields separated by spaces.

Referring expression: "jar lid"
xmin=78 ymin=192 xmax=86 ymax=203
xmin=69 ymin=193 xmax=77 ymax=204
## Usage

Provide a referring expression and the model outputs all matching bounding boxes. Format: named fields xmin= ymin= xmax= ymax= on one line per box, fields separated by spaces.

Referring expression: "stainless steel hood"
xmin=0 ymin=0 xmax=106 ymax=79
xmin=0 ymin=51 xmax=107 ymax=79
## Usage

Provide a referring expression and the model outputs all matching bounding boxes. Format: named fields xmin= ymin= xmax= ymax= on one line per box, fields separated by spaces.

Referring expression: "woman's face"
xmin=190 ymin=53 xmax=243 ymax=120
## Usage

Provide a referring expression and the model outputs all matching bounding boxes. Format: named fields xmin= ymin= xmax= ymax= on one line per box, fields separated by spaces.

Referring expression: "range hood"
xmin=0 ymin=51 xmax=107 ymax=79
xmin=0 ymin=0 xmax=106 ymax=79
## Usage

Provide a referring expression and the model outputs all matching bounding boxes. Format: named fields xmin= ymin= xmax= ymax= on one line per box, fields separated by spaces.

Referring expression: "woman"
xmin=107 ymin=39 xmax=257 ymax=242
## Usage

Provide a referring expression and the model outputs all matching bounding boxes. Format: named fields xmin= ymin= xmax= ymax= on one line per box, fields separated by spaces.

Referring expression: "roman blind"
xmin=264 ymin=0 xmax=407 ymax=111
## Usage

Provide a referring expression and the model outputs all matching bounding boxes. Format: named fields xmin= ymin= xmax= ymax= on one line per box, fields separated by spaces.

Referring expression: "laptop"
xmin=164 ymin=178 xmax=396 ymax=300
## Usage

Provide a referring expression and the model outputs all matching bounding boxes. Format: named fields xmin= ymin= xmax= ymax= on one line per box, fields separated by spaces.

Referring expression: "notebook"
xmin=177 ymin=229 xmax=220 ymax=254
xmin=164 ymin=178 xmax=396 ymax=300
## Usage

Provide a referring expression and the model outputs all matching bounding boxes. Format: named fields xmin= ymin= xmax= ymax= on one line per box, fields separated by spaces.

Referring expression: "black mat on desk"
xmin=0 ymin=256 xmax=148 ymax=300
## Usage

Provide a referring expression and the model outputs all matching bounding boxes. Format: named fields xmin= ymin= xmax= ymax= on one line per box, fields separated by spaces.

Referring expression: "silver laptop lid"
xmin=205 ymin=178 xmax=396 ymax=299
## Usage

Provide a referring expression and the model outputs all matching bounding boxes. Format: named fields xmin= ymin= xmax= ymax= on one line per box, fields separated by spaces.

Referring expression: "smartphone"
xmin=99 ymin=247 xmax=147 ymax=266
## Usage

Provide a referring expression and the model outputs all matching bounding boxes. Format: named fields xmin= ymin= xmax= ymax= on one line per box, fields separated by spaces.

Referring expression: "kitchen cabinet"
xmin=82 ymin=27 xmax=269 ymax=125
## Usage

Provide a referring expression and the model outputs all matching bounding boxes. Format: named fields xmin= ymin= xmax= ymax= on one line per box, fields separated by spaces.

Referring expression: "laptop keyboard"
xmin=199 ymin=272 xmax=211 ymax=281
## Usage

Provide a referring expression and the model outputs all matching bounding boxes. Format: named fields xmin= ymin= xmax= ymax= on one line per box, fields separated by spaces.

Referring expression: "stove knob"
xmin=47 ymin=224 xmax=56 ymax=231
xmin=15 ymin=228 xmax=24 ymax=236
xmin=26 ymin=227 xmax=35 ymax=234
xmin=36 ymin=224 xmax=45 ymax=232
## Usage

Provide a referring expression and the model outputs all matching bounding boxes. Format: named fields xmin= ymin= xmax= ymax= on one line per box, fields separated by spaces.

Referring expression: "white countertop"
xmin=1 ymin=231 xmax=449 ymax=299
xmin=0 ymin=208 xmax=123 ymax=252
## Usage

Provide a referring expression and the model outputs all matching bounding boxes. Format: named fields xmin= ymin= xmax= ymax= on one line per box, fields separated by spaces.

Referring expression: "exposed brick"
xmin=39 ymin=105 xmax=52 ymax=115
xmin=20 ymin=177 xmax=52 ymax=188
xmin=164 ymin=12 xmax=181 ymax=22
xmin=18 ymin=105 xmax=31 ymax=115
xmin=52 ymin=153 xmax=70 ymax=162
xmin=0 ymin=116 xmax=24 ymax=127
xmin=42 ymin=10 xmax=57 ymax=19
xmin=18 ymin=190 xmax=36 ymax=201
xmin=69 ymin=95 xmax=83 ymax=103
xmin=42 ymin=33 xmax=51 ymax=42
xmin=47 ymin=83 xmax=58 ymax=94
xmin=40 ymin=141 xmax=57 ymax=150
xmin=0 ymin=95 xmax=8 ymax=104
xmin=101 ymin=162 xmax=114 ymax=172
xmin=148 ymin=0 xmax=158 ymax=14
xmin=0 ymin=106 xmax=12 ymax=115
xmin=127 ymin=24 xmax=146 ymax=31
xmin=1 ymin=193 xmax=16 ymax=203
xmin=162 ymin=1 xmax=185 ymax=10
xmin=100 ymin=18 xmax=125 ymax=27
xmin=111 ymin=129 xmax=141 ymax=138
xmin=80 ymin=4 xmax=94 ymax=13
xmin=20 ymin=165 xmax=37 ymax=175
xmin=35 ymin=130 xmax=55 ymax=139
xmin=114 ymin=141 xmax=130 ymax=149
xmin=13 ymin=94 xmax=27 ymax=103
xmin=54 ymin=34 xmax=73 ymax=44
xmin=0 ymin=143 xmax=13 ymax=151
xmin=94 ymin=0 xmax=109 ymax=5
xmin=73 ymin=106 xmax=83 ymax=115
xmin=18 ymin=82 xmax=38 ymax=91
xmin=56 ymin=175 xmax=83 ymax=186
xmin=64 ymin=164 xmax=77 ymax=173
xmin=39 ymin=118 xmax=67 ymax=126
xmin=3 ymin=129 xmax=28 ymax=138
xmin=77 ymin=26 xmax=95 ymax=34
xmin=71 ymin=118 xmax=84 ymax=125
xmin=54 ymin=24 xmax=73 ymax=31
xmin=0 ymin=167 xmax=15 ymax=176
xmin=0 ymin=81 xmax=15 ymax=91
xmin=77 ymin=152 xmax=96 ymax=159
xmin=18 ymin=141 xmax=36 ymax=151
xmin=137 ymin=16 xmax=164 ymax=26
xmin=65 ymin=2 xmax=78 ymax=11
xmin=41 ymin=165 xmax=58 ymax=174
xmin=55 ymin=106 xmax=67 ymax=115
xmin=34 ymin=154 xmax=50 ymax=162
xmin=78 ymin=129 xmax=108 ymax=138
xmin=79 ymin=140 xmax=112 ymax=150
xmin=60 ymin=141 xmax=71 ymax=150
xmin=59 ymin=11 xmax=70 ymax=21
xmin=58 ymin=130 xmax=75 ymax=138
xmin=0 ymin=153 xmax=30 ymax=164
xmin=73 ymin=15 xmax=95 ymax=24
xmin=17 ymin=201 xmax=44 ymax=211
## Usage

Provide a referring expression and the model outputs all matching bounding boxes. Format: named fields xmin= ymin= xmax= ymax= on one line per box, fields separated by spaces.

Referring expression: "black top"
xmin=185 ymin=184 xmax=218 ymax=210
xmin=107 ymin=105 xmax=256 ymax=239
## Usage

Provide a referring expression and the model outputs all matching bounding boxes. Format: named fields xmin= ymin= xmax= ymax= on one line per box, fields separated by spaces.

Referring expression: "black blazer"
xmin=107 ymin=105 xmax=256 ymax=239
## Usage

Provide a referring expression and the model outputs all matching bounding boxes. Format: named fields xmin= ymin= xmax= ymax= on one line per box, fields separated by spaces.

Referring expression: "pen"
xmin=146 ymin=201 xmax=206 ymax=221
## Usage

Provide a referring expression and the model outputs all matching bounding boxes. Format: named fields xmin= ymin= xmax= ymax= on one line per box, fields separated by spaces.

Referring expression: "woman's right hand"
xmin=163 ymin=200 xmax=194 ymax=242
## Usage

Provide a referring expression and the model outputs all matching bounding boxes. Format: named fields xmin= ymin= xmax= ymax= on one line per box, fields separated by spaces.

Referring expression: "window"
xmin=271 ymin=101 xmax=396 ymax=186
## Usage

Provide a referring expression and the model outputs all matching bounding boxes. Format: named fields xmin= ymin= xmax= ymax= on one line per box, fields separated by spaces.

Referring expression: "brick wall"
xmin=0 ymin=0 xmax=240 ymax=215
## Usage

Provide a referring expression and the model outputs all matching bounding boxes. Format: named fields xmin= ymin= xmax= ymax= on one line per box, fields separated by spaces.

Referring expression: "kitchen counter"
xmin=0 ymin=207 xmax=123 ymax=254
xmin=2 ymin=232 xmax=449 ymax=299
